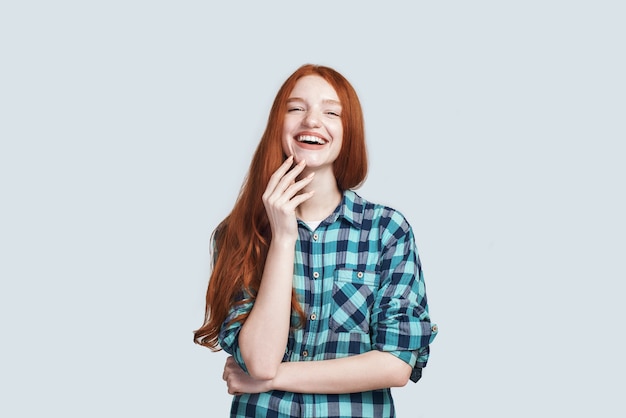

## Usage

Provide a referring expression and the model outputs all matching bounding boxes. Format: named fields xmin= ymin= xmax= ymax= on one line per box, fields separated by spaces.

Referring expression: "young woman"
xmin=194 ymin=64 xmax=438 ymax=417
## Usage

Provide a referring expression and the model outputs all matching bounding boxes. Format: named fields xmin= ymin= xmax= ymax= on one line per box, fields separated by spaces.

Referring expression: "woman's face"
xmin=281 ymin=75 xmax=343 ymax=171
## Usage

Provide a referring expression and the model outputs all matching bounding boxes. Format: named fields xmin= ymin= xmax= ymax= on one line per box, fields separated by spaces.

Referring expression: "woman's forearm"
xmin=271 ymin=351 xmax=413 ymax=394
xmin=238 ymin=238 xmax=296 ymax=380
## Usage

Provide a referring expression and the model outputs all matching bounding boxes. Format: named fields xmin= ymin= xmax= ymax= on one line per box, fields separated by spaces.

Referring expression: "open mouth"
xmin=296 ymin=135 xmax=328 ymax=145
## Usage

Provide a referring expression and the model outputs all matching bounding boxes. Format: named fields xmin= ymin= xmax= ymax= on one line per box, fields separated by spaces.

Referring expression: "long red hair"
xmin=194 ymin=64 xmax=368 ymax=350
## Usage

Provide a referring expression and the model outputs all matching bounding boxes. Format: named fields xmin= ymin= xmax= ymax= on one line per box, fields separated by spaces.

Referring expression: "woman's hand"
xmin=262 ymin=156 xmax=315 ymax=241
xmin=223 ymin=356 xmax=272 ymax=395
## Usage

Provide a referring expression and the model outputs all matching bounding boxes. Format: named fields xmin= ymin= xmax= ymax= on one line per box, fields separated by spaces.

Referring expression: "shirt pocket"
xmin=329 ymin=269 xmax=380 ymax=333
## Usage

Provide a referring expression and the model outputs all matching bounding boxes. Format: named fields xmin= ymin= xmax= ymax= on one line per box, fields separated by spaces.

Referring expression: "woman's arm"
xmin=237 ymin=157 xmax=314 ymax=380
xmin=223 ymin=351 xmax=412 ymax=395
xmin=237 ymin=238 xmax=296 ymax=380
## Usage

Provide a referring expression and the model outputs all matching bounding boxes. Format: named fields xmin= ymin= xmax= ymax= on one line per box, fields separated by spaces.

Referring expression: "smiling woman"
xmin=194 ymin=64 xmax=438 ymax=418
xmin=283 ymin=84 xmax=343 ymax=164
xmin=281 ymin=75 xmax=344 ymax=217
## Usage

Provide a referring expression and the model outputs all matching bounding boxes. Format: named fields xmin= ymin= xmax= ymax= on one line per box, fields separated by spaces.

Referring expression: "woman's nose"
xmin=303 ymin=110 xmax=321 ymax=128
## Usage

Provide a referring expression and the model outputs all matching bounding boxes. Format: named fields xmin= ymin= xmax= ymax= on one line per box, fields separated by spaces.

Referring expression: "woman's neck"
xmin=296 ymin=170 xmax=342 ymax=222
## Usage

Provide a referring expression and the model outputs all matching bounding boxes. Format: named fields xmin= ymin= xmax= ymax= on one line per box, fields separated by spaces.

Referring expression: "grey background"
xmin=1 ymin=1 xmax=624 ymax=417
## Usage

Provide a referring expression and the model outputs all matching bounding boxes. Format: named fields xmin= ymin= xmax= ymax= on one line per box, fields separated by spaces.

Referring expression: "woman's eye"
xmin=327 ymin=111 xmax=340 ymax=117
xmin=288 ymin=107 xmax=304 ymax=112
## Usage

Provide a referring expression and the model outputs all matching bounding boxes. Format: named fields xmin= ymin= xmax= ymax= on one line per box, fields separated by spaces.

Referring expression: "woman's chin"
xmin=292 ymin=153 xmax=305 ymax=165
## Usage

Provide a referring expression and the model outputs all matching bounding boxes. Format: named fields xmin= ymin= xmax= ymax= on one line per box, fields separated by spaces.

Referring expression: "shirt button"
xmin=302 ymin=350 xmax=308 ymax=357
xmin=431 ymin=324 xmax=438 ymax=332
xmin=357 ymin=271 xmax=364 ymax=279
xmin=313 ymin=233 xmax=319 ymax=241
xmin=310 ymin=313 xmax=317 ymax=320
xmin=313 ymin=272 xmax=319 ymax=279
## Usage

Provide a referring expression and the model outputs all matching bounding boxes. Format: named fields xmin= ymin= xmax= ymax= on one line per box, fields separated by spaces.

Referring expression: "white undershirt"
xmin=302 ymin=219 xmax=323 ymax=231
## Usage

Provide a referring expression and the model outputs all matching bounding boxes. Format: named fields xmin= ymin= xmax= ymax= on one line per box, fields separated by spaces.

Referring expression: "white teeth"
xmin=297 ymin=135 xmax=326 ymax=145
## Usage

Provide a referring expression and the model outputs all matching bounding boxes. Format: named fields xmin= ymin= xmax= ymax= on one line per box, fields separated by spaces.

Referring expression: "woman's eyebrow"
xmin=323 ymin=99 xmax=342 ymax=107
xmin=286 ymin=97 xmax=342 ymax=106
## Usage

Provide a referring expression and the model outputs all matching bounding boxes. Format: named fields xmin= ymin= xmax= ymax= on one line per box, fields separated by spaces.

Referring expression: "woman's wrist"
xmin=267 ymin=364 xmax=285 ymax=392
xmin=269 ymin=234 xmax=298 ymax=249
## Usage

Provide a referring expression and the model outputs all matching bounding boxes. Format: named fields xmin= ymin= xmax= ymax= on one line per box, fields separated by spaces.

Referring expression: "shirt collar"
xmin=327 ymin=189 xmax=365 ymax=229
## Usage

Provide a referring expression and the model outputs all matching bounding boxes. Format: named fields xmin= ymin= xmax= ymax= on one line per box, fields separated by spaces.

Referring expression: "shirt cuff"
xmin=381 ymin=348 xmax=427 ymax=383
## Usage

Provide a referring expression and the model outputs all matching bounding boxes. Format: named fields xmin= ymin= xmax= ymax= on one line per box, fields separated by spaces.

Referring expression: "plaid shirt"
xmin=219 ymin=190 xmax=438 ymax=418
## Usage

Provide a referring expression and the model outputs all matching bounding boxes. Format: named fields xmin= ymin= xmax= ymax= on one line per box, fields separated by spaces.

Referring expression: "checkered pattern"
xmin=219 ymin=190 xmax=437 ymax=418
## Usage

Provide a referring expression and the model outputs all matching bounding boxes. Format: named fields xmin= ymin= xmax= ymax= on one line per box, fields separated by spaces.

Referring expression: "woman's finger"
xmin=266 ymin=164 xmax=311 ymax=204
xmin=279 ymin=173 xmax=315 ymax=205
xmin=265 ymin=158 xmax=308 ymax=199
xmin=286 ymin=189 xmax=316 ymax=210
xmin=264 ymin=156 xmax=295 ymax=196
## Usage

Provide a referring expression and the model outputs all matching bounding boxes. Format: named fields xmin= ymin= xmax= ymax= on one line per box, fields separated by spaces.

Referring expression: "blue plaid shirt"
xmin=220 ymin=190 xmax=438 ymax=418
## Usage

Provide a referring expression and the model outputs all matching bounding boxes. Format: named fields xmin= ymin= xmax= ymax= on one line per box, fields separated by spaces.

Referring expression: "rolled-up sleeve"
xmin=218 ymin=292 xmax=253 ymax=373
xmin=370 ymin=213 xmax=438 ymax=373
